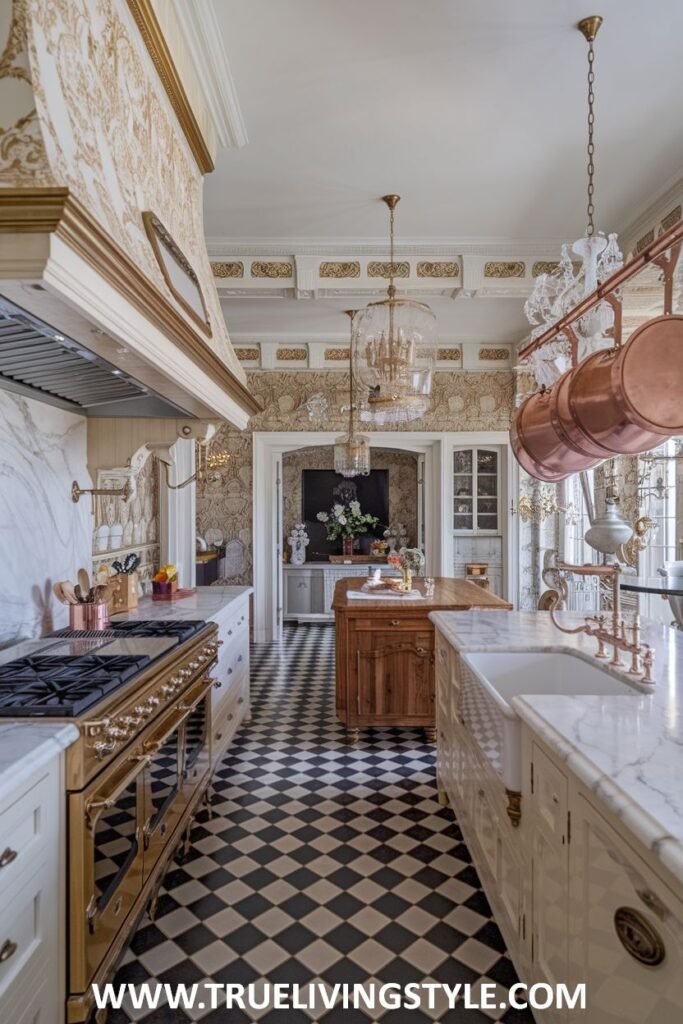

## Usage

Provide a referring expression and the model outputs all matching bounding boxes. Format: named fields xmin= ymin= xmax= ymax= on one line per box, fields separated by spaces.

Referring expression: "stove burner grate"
xmin=0 ymin=654 xmax=151 ymax=717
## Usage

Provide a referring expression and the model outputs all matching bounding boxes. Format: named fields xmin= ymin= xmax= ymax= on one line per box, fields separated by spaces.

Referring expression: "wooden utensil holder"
xmin=109 ymin=572 xmax=139 ymax=613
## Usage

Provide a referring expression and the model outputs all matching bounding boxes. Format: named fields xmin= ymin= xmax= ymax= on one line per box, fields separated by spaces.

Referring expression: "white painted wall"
xmin=0 ymin=390 xmax=92 ymax=645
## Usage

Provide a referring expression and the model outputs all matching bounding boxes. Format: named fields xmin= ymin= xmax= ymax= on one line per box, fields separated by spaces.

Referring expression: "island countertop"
xmin=429 ymin=609 xmax=683 ymax=887
xmin=332 ymin=577 xmax=512 ymax=612
xmin=0 ymin=722 xmax=79 ymax=806
xmin=112 ymin=585 xmax=252 ymax=624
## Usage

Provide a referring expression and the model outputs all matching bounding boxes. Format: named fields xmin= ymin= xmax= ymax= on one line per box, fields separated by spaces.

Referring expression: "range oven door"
xmin=142 ymin=673 xmax=213 ymax=878
xmin=68 ymin=746 xmax=148 ymax=995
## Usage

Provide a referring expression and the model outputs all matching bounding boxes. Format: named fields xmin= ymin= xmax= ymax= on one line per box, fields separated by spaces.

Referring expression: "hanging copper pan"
xmin=569 ymin=314 xmax=683 ymax=454
xmin=510 ymin=386 xmax=601 ymax=482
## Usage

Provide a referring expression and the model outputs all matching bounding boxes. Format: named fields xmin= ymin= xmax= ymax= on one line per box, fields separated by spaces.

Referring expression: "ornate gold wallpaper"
xmin=197 ymin=369 xmax=515 ymax=585
xmin=0 ymin=0 xmax=243 ymax=380
xmin=282 ymin=446 xmax=419 ymax=552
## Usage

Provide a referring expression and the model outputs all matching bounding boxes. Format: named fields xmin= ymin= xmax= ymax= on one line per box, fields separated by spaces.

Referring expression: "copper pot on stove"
xmin=511 ymin=385 xmax=601 ymax=482
xmin=568 ymin=314 xmax=683 ymax=454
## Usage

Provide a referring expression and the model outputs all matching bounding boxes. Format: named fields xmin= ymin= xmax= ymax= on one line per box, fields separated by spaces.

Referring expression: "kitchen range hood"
xmin=0 ymin=298 xmax=187 ymax=417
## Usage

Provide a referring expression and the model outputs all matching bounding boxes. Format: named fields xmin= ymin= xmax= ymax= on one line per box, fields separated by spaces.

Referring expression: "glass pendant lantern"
xmin=334 ymin=310 xmax=371 ymax=478
xmin=354 ymin=195 xmax=437 ymax=425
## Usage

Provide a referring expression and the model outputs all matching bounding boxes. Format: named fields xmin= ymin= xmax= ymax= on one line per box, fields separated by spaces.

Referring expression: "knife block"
xmin=109 ymin=572 xmax=139 ymax=613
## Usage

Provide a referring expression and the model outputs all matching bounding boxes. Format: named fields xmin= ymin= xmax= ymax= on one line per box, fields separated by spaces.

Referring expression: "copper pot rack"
xmin=518 ymin=218 xmax=683 ymax=364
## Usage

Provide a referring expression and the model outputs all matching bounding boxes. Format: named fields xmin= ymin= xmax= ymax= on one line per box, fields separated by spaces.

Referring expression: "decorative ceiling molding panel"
xmin=367 ymin=260 xmax=410 ymax=279
xmin=479 ymin=347 xmax=510 ymax=361
xmin=324 ymin=347 xmax=351 ymax=361
xmin=531 ymin=260 xmax=559 ymax=277
xmin=661 ymin=205 xmax=682 ymax=232
xmin=276 ymin=347 xmax=307 ymax=361
xmin=319 ymin=261 xmax=360 ymax=278
xmin=437 ymin=347 xmax=462 ymax=361
xmin=211 ymin=260 xmax=244 ymax=278
xmin=234 ymin=347 xmax=260 ymax=361
xmin=417 ymin=261 xmax=459 ymax=278
xmin=634 ymin=228 xmax=655 ymax=254
xmin=484 ymin=261 xmax=525 ymax=279
xmin=251 ymin=260 xmax=293 ymax=278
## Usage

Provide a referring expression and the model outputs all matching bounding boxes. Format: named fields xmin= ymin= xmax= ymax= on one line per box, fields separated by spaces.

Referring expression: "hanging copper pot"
xmin=568 ymin=314 xmax=683 ymax=454
xmin=511 ymin=386 xmax=601 ymax=482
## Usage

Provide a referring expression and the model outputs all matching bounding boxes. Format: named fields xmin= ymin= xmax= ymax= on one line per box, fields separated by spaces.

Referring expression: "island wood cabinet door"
xmin=350 ymin=627 xmax=435 ymax=727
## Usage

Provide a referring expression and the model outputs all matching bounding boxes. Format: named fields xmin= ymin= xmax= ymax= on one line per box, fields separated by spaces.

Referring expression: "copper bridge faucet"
xmin=549 ymin=562 xmax=655 ymax=686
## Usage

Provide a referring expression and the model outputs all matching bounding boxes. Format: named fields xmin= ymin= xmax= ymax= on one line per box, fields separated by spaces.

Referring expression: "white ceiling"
xmin=203 ymin=0 xmax=683 ymax=345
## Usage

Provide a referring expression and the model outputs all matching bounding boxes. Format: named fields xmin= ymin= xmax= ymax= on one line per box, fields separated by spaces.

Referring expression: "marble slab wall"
xmin=0 ymin=390 xmax=92 ymax=645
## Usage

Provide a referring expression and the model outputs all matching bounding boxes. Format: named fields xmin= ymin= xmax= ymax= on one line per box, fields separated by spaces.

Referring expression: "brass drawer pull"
xmin=213 ymin=680 xmax=223 ymax=689
xmin=391 ymin=619 xmax=401 ymax=626
xmin=614 ymin=907 xmax=666 ymax=966
xmin=0 ymin=847 xmax=18 ymax=869
xmin=0 ymin=939 xmax=17 ymax=963
xmin=238 ymin=696 xmax=244 ymax=704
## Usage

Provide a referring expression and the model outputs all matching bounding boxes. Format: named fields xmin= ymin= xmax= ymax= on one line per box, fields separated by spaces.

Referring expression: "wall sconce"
xmin=71 ymin=477 xmax=133 ymax=507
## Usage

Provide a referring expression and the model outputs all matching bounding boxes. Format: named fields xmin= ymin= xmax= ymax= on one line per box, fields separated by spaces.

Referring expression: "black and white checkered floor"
xmin=110 ymin=625 xmax=532 ymax=1023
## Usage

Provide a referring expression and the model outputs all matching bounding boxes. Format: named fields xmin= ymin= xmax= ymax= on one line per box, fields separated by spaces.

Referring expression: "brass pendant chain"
xmin=586 ymin=35 xmax=596 ymax=237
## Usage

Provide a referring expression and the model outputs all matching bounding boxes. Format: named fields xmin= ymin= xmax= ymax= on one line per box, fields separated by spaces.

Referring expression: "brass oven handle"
xmin=176 ymin=676 xmax=214 ymax=712
xmin=0 ymin=939 xmax=17 ymax=963
xmin=0 ymin=847 xmax=18 ymax=870
xmin=84 ymin=755 xmax=151 ymax=831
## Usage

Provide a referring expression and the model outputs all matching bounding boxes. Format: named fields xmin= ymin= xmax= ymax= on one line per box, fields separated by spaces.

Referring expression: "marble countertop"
xmin=430 ymin=609 xmax=683 ymax=886
xmin=112 ymin=585 xmax=252 ymax=624
xmin=0 ymin=722 xmax=78 ymax=806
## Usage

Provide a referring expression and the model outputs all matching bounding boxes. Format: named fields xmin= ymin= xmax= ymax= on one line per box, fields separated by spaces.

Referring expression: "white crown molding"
xmin=171 ymin=0 xmax=248 ymax=149
xmin=619 ymin=171 xmax=683 ymax=252
xmin=206 ymin=236 xmax=567 ymax=259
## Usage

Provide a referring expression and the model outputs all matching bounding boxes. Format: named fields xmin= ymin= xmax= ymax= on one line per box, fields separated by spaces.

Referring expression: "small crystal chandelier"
xmin=334 ymin=310 xmax=371 ymax=478
xmin=524 ymin=15 xmax=623 ymax=388
xmin=354 ymin=196 xmax=437 ymax=425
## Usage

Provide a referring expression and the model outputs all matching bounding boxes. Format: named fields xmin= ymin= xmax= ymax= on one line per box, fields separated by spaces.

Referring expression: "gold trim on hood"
xmin=0 ymin=187 xmax=261 ymax=417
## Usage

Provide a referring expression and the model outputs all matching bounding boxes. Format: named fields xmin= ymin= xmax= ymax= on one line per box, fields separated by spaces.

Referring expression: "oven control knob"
xmin=145 ymin=696 xmax=160 ymax=709
xmin=134 ymin=704 xmax=150 ymax=718
xmin=189 ymin=660 xmax=200 ymax=670
xmin=179 ymin=668 xmax=192 ymax=680
xmin=160 ymin=683 xmax=175 ymax=696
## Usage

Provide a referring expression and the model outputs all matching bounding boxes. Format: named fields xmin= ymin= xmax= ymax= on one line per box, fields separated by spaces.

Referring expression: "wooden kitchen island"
xmin=333 ymin=577 xmax=511 ymax=742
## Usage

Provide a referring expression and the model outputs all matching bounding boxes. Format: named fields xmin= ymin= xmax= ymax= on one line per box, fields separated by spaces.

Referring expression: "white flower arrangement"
xmin=317 ymin=501 xmax=379 ymax=540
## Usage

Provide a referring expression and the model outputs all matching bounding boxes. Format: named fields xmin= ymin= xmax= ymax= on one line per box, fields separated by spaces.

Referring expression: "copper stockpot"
xmin=510 ymin=386 xmax=601 ymax=482
xmin=568 ymin=314 xmax=683 ymax=454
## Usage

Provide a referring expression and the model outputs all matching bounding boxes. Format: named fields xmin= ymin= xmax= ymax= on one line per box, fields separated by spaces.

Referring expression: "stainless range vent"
xmin=0 ymin=299 xmax=178 ymax=413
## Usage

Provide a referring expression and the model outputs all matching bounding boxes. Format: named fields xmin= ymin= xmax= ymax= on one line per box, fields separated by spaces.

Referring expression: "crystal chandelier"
xmin=354 ymin=196 xmax=437 ymax=425
xmin=334 ymin=310 xmax=371 ymax=478
xmin=524 ymin=15 xmax=623 ymax=389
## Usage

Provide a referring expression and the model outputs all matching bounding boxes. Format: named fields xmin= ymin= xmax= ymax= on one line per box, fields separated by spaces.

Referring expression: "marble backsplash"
xmin=0 ymin=390 xmax=93 ymax=645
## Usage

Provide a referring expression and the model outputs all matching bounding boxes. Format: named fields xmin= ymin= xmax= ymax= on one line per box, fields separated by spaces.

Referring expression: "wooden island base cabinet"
xmin=333 ymin=577 xmax=511 ymax=742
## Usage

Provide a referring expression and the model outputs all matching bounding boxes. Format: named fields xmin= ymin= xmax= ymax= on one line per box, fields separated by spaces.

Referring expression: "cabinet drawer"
xmin=352 ymin=616 xmax=432 ymax=633
xmin=0 ymin=774 xmax=54 ymax=902
xmin=212 ymin=677 xmax=248 ymax=760
xmin=221 ymin=606 xmax=248 ymax=644
xmin=4 ymin=978 xmax=50 ymax=1024
xmin=212 ymin=634 xmax=248 ymax=708
xmin=0 ymin=868 xmax=49 ymax=1001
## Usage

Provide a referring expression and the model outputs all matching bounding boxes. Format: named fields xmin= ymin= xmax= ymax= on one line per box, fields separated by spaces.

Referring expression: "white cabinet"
xmin=210 ymin=596 xmax=251 ymax=765
xmin=452 ymin=447 xmax=505 ymax=597
xmin=567 ymin=796 xmax=683 ymax=1024
xmin=284 ymin=564 xmax=399 ymax=621
xmin=529 ymin=746 xmax=570 ymax=1022
xmin=0 ymin=757 xmax=66 ymax=1024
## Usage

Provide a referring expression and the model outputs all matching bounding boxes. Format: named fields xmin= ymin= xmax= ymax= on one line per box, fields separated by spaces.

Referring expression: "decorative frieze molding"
xmin=251 ymin=260 xmax=293 ymax=279
xmin=211 ymin=261 xmax=244 ymax=278
xmin=367 ymin=260 xmax=410 ymax=279
xmin=417 ymin=261 xmax=459 ymax=278
xmin=232 ymin=340 xmax=507 ymax=370
xmin=484 ymin=261 xmax=525 ymax=279
xmin=319 ymin=261 xmax=360 ymax=278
